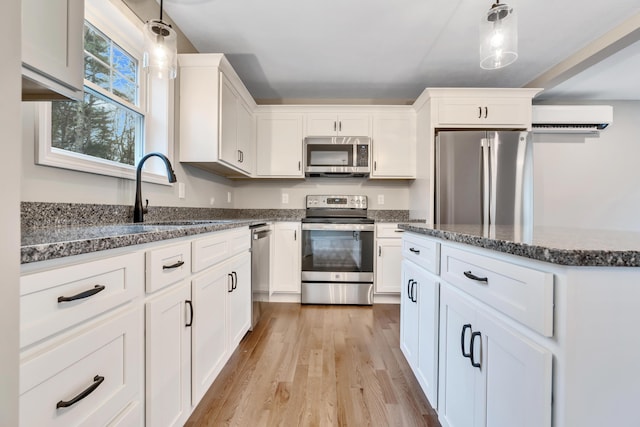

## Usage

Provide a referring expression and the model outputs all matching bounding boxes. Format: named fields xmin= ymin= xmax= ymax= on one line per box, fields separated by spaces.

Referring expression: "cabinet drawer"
xmin=20 ymin=308 xmax=143 ymax=427
xmin=402 ymin=232 xmax=440 ymax=275
xmin=376 ymin=223 xmax=405 ymax=238
xmin=20 ymin=252 xmax=143 ymax=348
xmin=436 ymin=98 xmax=530 ymax=127
xmin=192 ymin=227 xmax=250 ymax=273
xmin=146 ymin=241 xmax=191 ymax=293
xmin=440 ymin=245 xmax=553 ymax=336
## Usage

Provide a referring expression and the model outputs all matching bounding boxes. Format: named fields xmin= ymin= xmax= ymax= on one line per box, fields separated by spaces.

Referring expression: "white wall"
xmin=533 ymin=101 xmax=640 ymax=231
xmin=234 ymin=178 xmax=410 ymax=209
xmin=21 ymin=102 xmax=236 ymax=209
xmin=1 ymin=0 xmax=21 ymax=425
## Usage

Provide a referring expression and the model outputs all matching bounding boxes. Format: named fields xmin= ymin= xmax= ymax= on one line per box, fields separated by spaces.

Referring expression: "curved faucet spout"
xmin=134 ymin=152 xmax=177 ymax=223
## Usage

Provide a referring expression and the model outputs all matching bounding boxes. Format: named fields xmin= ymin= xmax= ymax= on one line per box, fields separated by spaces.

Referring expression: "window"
xmin=36 ymin=0 xmax=173 ymax=183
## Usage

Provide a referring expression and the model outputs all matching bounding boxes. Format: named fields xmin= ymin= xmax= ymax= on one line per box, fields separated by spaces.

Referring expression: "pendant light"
xmin=143 ymin=0 xmax=178 ymax=79
xmin=479 ymin=1 xmax=518 ymax=70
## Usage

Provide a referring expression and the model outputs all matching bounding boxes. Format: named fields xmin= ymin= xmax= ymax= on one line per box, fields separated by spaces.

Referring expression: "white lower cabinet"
xmin=227 ymin=252 xmax=252 ymax=348
xmin=400 ymin=258 xmax=440 ymax=407
xmin=19 ymin=307 xmax=143 ymax=427
xmin=438 ymin=284 xmax=552 ymax=427
xmin=375 ymin=223 xmax=404 ymax=294
xmin=271 ymin=222 xmax=301 ymax=294
xmin=145 ymin=281 xmax=192 ymax=427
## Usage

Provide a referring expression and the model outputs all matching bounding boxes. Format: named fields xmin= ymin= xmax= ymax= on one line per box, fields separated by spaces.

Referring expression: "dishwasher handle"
xmin=253 ymin=229 xmax=272 ymax=240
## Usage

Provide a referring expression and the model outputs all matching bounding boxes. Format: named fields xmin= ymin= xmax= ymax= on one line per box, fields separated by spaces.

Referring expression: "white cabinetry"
xmin=179 ymin=54 xmax=256 ymax=177
xmin=400 ymin=233 xmax=440 ymax=407
xmin=305 ymin=113 xmax=371 ymax=136
xmin=271 ymin=222 xmax=301 ymax=295
xmin=255 ymin=113 xmax=304 ymax=177
xmin=21 ymin=0 xmax=84 ymax=101
xmin=371 ymin=113 xmax=416 ymax=178
xmin=375 ymin=223 xmax=403 ymax=294
xmin=435 ymin=97 xmax=533 ymax=128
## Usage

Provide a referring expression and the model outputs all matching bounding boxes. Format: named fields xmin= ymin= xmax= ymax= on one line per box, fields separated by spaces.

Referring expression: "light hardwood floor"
xmin=185 ymin=303 xmax=440 ymax=427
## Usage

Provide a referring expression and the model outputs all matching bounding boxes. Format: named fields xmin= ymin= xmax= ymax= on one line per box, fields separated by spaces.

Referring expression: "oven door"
xmin=301 ymin=223 xmax=374 ymax=282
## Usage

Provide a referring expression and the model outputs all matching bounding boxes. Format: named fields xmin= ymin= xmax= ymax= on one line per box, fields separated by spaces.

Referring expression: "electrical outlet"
xmin=178 ymin=182 xmax=186 ymax=199
xmin=282 ymin=193 xmax=289 ymax=204
xmin=209 ymin=197 xmax=215 ymax=206
xmin=378 ymin=194 xmax=384 ymax=205
xmin=227 ymin=192 xmax=232 ymax=203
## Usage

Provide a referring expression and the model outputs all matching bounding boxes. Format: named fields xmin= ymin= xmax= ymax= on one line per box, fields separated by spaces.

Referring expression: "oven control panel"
xmin=306 ymin=195 xmax=367 ymax=209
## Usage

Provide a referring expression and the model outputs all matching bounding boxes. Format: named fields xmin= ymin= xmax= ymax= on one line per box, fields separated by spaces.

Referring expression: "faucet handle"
xmin=144 ymin=199 xmax=149 ymax=214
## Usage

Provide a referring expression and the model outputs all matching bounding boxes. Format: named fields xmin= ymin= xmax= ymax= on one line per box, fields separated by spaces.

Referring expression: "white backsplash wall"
xmin=233 ymin=178 xmax=410 ymax=209
xmin=20 ymin=103 xmax=236 ymax=209
xmin=533 ymin=100 xmax=640 ymax=231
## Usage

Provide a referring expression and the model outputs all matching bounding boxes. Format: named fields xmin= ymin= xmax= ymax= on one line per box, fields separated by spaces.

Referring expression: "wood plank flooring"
xmin=185 ymin=303 xmax=440 ymax=427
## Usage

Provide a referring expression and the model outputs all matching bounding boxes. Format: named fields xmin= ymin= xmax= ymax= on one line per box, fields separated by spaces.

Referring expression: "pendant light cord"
xmin=159 ymin=0 xmax=164 ymax=23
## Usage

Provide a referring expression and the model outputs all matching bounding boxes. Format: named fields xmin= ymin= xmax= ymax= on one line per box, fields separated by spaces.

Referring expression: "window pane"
xmin=113 ymin=74 xmax=137 ymax=104
xmin=113 ymin=46 xmax=137 ymax=82
xmin=51 ymin=89 xmax=142 ymax=166
xmin=84 ymin=54 xmax=110 ymax=89
xmin=84 ymin=23 xmax=110 ymax=64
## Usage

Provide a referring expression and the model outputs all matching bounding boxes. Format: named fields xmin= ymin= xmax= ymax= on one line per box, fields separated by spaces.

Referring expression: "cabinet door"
xmin=306 ymin=113 xmax=338 ymax=136
xmin=191 ymin=264 xmax=228 ymax=405
xmin=376 ymin=238 xmax=402 ymax=293
xmin=337 ymin=114 xmax=371 ymax=136
xmin=145 ymin=282 xmax=191 ymax=427
xmin=371 ymin=114 xmax=416 ymax=178
xmin=416 ymin=269 xmax=440 ymax=408
xmin=256 ymin=114 xmax=304 ymax=177
xmin=271 ymin=222 xmax=301 ymax=293
xmin=22 ymin=0 xmax=84 ymax=100
xmin=476 ymin=309 xmax=552 ymax=427
xmin=219 ymin=73 xmax=239 ymax=166
xmin=227 ymin=252 xmax=252 ymax=349
xmin=400 ymin=260 xmax=420 ymax=366
xmin=438 ymin=284 xmax=481 ymax=427
xmin=437 ymin=98 xmax=530 ymax=127
xmin=236 ymin=99 xmax=254 ymax=174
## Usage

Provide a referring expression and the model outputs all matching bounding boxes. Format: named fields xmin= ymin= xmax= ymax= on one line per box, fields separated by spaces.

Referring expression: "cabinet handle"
xmin=461 ymin=324 xmax=472 ymax=359
xmin=410 ymin=280 xmax=417 ymax=303
xmin=241 ymin=151 xmax=244 ymax=162
xmin=374 ymin=160 xmax=377 ymax=171
xmin=232 ymin=271 xmax=238 ymax=290
xmin=478 ymin=106 xmax=482 ymax=118
xmin=294 ymin=230 xmax=297 ymax=241
xmin=406 ymin=279 xmax=414 ymax=300
xmin=58 ymin=284 xmax=105 ymax=303
xmin=409 ymin=247 xmax=420 ymax=255
xmin=298 ymin=161 xmax=301 ymax=171
xmin=185 ymin=300 xmax=194 ymax=327
xmin=334 ymin=121 xmax=337 ymax=131
xmin=163 ymin=260 xmax=185 ymax=270
xmin=339 ymin=121 xmax=342 ymax=132
xmin=378 ymin=246 xmax=381 ymax=257
xmin=484 ymin=106 xmax=488 ymax=119
xmin=463 ymin=271 xmax=488 ymax=283
xmin=237 ymin=150 xmax=242 ymax=162
xmin=470 ymin=331 xmax=482 ymax=369
xmin=394 ymin=229 xmax=404 ymax=233
xmin=228 ymin=273 xmax=234 ymax=292
xmin=56 ymin=375 xmax=105 ymax=409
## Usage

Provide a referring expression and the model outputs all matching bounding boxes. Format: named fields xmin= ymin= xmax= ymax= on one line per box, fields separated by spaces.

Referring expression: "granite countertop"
xmin=21 ymin=220 xmax=266 ymax=264
xmin=398 ymin=223 xmax=640 ymax=267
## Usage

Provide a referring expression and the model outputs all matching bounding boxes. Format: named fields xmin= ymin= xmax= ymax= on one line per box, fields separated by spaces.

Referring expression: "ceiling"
xmin=158 ymin=0 xmax=640 ymax=103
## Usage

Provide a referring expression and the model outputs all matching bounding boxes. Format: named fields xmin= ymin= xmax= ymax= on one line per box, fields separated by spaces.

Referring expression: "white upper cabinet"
xmin=179 ymin=54 xmax=256 ymax=177
xmin=21 ymin=0 xmax=84 ymax=101
xmin=371 ymin=112 xmax=416 ymax=178
xmin=255 ymin=113 xmax=304 ymax=178
xmin=305 ymin=113 xmax=371 ymax=137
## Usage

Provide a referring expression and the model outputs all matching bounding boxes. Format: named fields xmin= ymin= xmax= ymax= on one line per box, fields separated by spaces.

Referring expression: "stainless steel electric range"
xmin=300 ymin=195 xmax=374 ymax=305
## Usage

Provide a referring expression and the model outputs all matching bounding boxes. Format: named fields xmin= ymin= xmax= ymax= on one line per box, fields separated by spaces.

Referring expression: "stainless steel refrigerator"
xmin=434 ymin=130 xmax=533 ymax=226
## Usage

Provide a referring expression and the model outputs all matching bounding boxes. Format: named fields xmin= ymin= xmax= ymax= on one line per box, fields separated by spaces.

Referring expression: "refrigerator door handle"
xmin=481 ymin=137 xmax=491 ymax=228
xmin=488 ymin=135 xmax=498 ymax=227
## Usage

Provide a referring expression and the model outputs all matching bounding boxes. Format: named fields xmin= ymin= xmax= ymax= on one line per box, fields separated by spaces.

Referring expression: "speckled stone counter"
xmin=398 ymin=223 xmax=640 ymax=267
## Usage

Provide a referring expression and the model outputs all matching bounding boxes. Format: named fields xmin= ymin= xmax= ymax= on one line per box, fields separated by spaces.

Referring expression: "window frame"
xmin=35 ymin=0 xmax=174 ymax=185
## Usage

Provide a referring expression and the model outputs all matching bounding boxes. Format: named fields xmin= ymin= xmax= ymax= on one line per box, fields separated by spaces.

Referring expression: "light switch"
xmin=282 ymin=193 xmax=289 ymax=204
xmin=178 ymin=182 xmax=185 ymax=199
xmin=227 ymin=192 xmax=232 ymax=203
xmin=378 ymin=194 xmax=384 ymax=205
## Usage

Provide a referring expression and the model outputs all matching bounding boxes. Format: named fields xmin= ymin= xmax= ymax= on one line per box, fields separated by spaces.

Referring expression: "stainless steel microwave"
xmin=304 ymin=136 xmax=371 ymax=177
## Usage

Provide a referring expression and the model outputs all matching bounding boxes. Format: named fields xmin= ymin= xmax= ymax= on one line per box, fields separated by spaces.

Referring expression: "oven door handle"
xmin=301 ymin=223 xmax=375 ymax=232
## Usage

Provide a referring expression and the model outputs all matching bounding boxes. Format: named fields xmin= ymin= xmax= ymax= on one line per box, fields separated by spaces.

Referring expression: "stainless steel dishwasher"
xmin=250 ymin=223 xmax=271 ymax=330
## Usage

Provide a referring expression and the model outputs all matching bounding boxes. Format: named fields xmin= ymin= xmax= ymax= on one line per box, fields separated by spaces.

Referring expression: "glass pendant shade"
xmin=143 ymin=19 xmax=178 ymax=80
xmin=479 ymin=3 xmax=518 ymax=70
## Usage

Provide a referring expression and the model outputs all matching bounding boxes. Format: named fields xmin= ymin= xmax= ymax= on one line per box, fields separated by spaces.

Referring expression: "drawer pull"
xmin=56 ymin=375 xmax=104 ymax=409
xmin=463 ymin=271 xmax=488 ymax=283
xmin=57 ymin=285 xmax=105 ymax=303
xmin=162 ymin=260 xmax=185 ymax=270
xmin=409 ymin=247 xmax=420 ymax=255
xmin=394 ymin=229 xmax=404 ymax=233
xmin=461 ymin=324 xmax=472 ymax=359
xmin=470 ymin=331 xmax=482 ymax=369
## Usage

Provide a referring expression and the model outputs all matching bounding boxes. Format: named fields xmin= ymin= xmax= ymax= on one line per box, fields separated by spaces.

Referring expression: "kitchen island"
xmin=398 ymin=223 xmax=640 ymax=427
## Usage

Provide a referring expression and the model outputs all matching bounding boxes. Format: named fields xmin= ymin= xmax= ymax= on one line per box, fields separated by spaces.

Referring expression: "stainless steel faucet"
xmin=133 ymin=152 xmax=177 ymax=223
